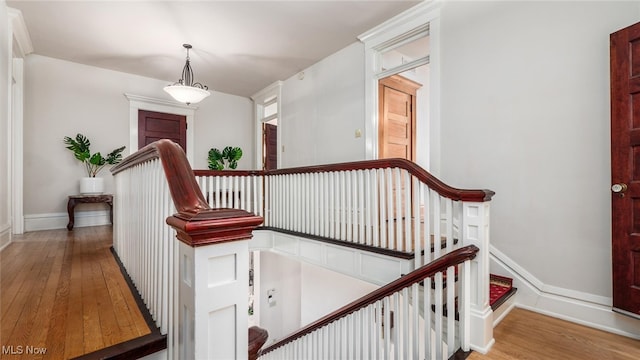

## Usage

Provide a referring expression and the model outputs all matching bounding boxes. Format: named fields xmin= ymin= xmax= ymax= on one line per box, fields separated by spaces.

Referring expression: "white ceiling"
xmin=7 ymin=0 xmax=421 ymax=97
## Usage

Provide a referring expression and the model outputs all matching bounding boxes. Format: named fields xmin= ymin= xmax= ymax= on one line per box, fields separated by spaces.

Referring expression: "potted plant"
xmin=208 ymin=146 xmax=243 ymax=170
xmin=63 ymin=133 xmax=126 ymax=194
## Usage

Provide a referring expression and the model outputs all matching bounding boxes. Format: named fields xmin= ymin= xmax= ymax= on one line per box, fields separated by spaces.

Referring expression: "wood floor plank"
xmin=1 ymin=226 xmax=152 ymax=359
xmin=24 ymin=233 xmax=68 ymax=359
xmin=0 ymin=239 xmax=47 ymax=320
xmin=43 ymin=232 xmax=73 ymax=359
xmin=468 ymin=308 xmax=640 ymax=360
xmin=80 ymin=228 xmax=106 ymax=354
xmin=1 ymin=231 xmax=63 ymax=359
xmin=64 ymin=231 xmax=86 ymax=359
xmin=1 ymin=237 xmax=52 ymax=353
xmin=99 ymin=248 xmax=146 ymax=339
xmin=89 ymin=230 xmax=122 ymax=347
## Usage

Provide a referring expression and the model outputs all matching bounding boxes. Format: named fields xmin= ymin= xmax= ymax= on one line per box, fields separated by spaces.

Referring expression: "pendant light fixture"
xmin=164 ymin=44 xmax=210 ymax=105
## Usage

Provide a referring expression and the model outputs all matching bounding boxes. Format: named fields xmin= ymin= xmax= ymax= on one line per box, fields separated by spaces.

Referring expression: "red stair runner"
xmin=489 ymin=274 xmax=513 ymax=306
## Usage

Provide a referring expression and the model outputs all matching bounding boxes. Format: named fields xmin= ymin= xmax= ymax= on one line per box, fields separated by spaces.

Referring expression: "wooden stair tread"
xmin=426 ymin=273 xmax=516 ymax=320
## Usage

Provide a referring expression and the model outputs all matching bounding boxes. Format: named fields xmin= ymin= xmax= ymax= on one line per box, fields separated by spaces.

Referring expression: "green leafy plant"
xmin=208 ymin=146 xmax=243 ymax=170
xmin=63 ymin=133 xmax=126 ymax=177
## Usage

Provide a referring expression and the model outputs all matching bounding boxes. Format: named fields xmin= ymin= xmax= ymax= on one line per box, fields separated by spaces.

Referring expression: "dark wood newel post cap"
xmin=166 ymin=208 xmax=264 ymax=247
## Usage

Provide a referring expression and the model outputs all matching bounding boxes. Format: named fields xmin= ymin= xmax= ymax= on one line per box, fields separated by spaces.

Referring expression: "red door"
xmin=610 ymin=22 xmax=640 ymax=318
xmin=263 ymin=123 xmax=278 ymax=170
xmin=138 ymin=110 xmax=187 ymax=150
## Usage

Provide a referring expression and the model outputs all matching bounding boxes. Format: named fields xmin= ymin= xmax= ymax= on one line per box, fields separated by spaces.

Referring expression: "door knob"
xmin=612 ymin=183 xmax=628 ymax=193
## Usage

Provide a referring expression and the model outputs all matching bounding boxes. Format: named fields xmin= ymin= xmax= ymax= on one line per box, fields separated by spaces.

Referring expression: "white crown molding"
xmin=7 ymin=7 xmax=33 ymax=57
xmin=358 ymin=0 xmax=440 ymax=47
xmin=250 ymin=80 xmax=283 ymax=102
xmin=124 ymin=93 xmax=198 ymax=110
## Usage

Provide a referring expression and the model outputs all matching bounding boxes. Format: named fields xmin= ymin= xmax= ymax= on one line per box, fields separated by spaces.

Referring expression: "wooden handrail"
xmin=111 ymin=139 xmax=264 ymax=246
xmin=259 ymin=244 xmax=479 ymax=356
xmin=194 ymin=158 xmax=494 ymax=202
xmin=112 ymin=140 xmax=210 ymax=215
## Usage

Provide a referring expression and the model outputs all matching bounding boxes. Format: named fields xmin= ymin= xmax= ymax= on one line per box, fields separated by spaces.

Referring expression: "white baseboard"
xmin=0 ymin=223 xmax=11 ymax=252
xmin=490 ymin=245 xmax=640 ymax=340
xmin=24 ymin=210 xmax=111 ymax=232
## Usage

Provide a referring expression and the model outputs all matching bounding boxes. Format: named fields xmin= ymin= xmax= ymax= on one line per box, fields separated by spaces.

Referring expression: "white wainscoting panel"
xmin=250 ymin=230 xmax=412 ymax=286
xmin=181 ymin=239 xmax=250 ymax=360
xmin=360 ymin=253 xmax=404 ymax=284
xmin=272 ymin=233 xmax=298 ymax=255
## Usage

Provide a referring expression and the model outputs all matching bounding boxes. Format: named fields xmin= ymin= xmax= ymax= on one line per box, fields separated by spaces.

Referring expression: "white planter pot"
xmin=79 ymin=177 xmax=105 ymax=195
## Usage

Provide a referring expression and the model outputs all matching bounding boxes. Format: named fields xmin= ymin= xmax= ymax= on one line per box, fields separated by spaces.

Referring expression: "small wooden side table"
xmin=67 ymin=194 xmax=113 ymax=231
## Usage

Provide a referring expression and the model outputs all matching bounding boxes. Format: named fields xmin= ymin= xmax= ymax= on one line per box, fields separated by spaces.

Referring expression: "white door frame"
xmin=9 ymin=8 xmax=33 ymax=235
xmin=358 ymin=1 xmax=441 ymax=173
xmin=251 ymin=81 xmax=283 ymax=170
xmin=124 ymin=93 xmax=196 ymax=163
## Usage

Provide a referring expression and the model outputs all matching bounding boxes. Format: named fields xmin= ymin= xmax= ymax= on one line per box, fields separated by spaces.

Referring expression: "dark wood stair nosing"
xmin=490 ymin=286 xmax=517 ymax=311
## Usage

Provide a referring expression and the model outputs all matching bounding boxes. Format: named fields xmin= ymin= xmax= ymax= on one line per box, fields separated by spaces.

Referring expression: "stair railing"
xmin=111 ymin=140 xmax=263 ymax=360
xmin=195 ymin=159 xmax=495 ymax=352
xmin=196 ymin=159 xmax=493 ymax=263
xmin=259 ymin=245 xmax=479 ymax=360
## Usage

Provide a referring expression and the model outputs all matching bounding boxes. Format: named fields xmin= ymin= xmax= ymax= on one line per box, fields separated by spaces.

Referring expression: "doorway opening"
xmin=138 ymin=110 xmax=187 ymax=151
xmin=359 ymin=3 xmax=438 ymax=171
xmin=377 ymin=34 xmax=429 ymax=166
xmin=125 ymin=93 xmax=195 ymax=163
xmin=252 ymin=82 xmax=282 ymax=170
xmin=263 ymin=120 xmax=278 ymax=171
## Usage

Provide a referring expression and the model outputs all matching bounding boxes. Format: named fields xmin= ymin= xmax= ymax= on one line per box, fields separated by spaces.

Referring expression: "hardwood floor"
xmin=468 ymin=308 xmax=640 ymax=360
xmin=0 ymin=226 xmax=151 ymax=359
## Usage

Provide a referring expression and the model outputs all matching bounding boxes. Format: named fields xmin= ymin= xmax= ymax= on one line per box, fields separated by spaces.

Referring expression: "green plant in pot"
xmin=208 ymin=146 xmax=243 ymax=170
xmin=63 ymin=133 xmax=126 ymax=194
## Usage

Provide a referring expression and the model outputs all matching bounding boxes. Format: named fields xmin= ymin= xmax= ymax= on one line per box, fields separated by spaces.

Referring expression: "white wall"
xmin=257 ymin=251 xmax=379 ymax=346
xmin=0 ymin=0 xmax=10 ymax=248
xmin=300 ymin=262 xmax=378 ymax=326
xmin=22 ymin=54 xmax=253 ymax=229
xmin=280 ymin=42 xmax=366 ymax=167
xmin=438 ymin=1 xmax=638 ymax=301
xmin=278 ymin=36 xmax=432 ymax=170
xmin=192 ymin=91 xmax=253 ymax=170
xmin=267 ymin=0 xmax=640 ymax=335
xmin=258 ymin=251 xmax=301 ymax=346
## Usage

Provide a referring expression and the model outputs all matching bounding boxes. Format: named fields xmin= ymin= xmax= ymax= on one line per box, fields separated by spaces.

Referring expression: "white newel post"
xmin=461 ymin=201 xmax=493 ymax=353
xmin=167 ymin=209 xmax=264 ymax=360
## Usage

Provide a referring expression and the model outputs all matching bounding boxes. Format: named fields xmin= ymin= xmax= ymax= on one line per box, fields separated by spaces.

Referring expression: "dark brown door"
xmin=610 ymin=22 xmax=640 ymax=317
xmin=138 ymin=110 xmax=187 ymax=150
xmin=263 ymin=123 xmax=278 ymax=170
